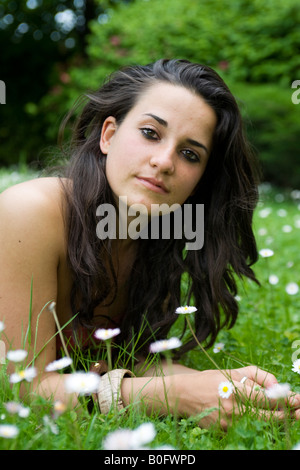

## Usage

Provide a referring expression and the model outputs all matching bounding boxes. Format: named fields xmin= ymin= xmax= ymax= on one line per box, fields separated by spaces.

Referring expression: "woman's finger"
xmin=266 ymin=391 xmax=300 ymax=410
xmin=241 ymin=366 xmax=278 ymax=387
xmin=233 ymin=380 xmax=271 ymax=409
xmin=215 ymin=401 xmax=299 ymax=431
xmin=233 ymin=379 xmax=300 ymax=413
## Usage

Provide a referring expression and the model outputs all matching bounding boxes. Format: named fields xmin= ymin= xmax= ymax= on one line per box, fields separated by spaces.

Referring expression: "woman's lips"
xmin=136 ymin=176 xmax=169 ymax=194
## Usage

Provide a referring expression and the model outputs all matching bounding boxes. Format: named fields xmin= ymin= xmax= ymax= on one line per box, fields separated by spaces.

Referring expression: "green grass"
xmin=0 ymin=167 xmax=300 ymax=450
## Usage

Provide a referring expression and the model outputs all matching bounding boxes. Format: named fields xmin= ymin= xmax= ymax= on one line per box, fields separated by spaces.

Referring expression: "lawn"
xmin=0 ymin=167 xmax=300 ymax=450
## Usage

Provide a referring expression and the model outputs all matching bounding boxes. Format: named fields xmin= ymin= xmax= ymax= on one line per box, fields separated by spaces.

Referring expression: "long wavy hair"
xmin=59 ymin=59 xmax=260 ymax=359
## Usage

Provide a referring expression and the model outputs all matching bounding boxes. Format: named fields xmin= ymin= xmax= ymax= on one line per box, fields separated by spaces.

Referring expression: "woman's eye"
xmin=181 ymin=149 xmax=200 ymax=162
xmin=140 ymin=128 xmax=158 ymax=140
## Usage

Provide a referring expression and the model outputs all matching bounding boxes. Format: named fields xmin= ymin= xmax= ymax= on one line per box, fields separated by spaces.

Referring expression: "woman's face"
xmin=100 ymin=82 xmax=217 ymax=213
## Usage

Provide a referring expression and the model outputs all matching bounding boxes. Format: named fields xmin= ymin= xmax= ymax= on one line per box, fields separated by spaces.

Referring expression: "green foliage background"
xmin=1 ymin=0 xmax=300 ymax=187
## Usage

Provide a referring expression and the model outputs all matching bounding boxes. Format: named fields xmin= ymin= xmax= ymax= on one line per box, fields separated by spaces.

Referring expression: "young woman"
xmin=0 ymin=59 xmax=299 ymax=428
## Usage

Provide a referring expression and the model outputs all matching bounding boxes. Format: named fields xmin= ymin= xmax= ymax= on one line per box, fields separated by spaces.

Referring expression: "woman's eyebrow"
xmin=186 ymin=138 xmax=208 ymax=155
xmin=143 ymin=113 xmax=168 ymax=127
xmin=143 ymin=113 xmax=208 ymax=155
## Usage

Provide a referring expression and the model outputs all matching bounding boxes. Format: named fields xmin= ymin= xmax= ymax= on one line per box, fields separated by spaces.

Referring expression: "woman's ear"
xmin=99 ymin=116 xmax=117 ymax=154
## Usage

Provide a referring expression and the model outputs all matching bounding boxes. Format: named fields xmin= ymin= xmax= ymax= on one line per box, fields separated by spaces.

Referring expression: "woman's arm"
xmin=31 ymin=372 xmax=77 ymax=407
xmin=19 ymin=359 xmax=299 ymax=430
xmin=121 ymin=363 xmax=300 ymax=428
xmin=0 ymin=179 xmax=64 ymax=381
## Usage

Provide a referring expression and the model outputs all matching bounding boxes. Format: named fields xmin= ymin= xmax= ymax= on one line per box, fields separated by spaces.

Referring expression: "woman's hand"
xmin=177 ymin=366 xmax=300 ymax=428
xmin=121 ymin=365 xmax=300 ymax=429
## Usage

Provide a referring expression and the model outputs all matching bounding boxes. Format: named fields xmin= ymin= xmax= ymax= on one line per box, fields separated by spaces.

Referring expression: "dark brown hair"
xmin=60 ymin=59 xmax=260 ymax=359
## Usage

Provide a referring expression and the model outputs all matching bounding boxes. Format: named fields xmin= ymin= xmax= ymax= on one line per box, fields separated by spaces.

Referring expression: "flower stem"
xmin=185 ymin=316 xmax=231 ymax=382
xmin=48 ymin=302 xmax=71 ymax=361
xmin=106 ymin=340 xmax=112 ymax=371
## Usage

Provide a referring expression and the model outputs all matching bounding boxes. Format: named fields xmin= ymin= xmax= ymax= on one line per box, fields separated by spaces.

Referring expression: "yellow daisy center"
xmin=223 ymin=386 xmax=228 ymax=392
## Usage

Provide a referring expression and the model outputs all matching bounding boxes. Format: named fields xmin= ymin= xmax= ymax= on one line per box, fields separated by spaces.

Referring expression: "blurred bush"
xmin=83 ymin=0 xmax=300 ymax=87
xmin=0 ymin=0 xmax=125 ymax=169
xmin=230 ymin=83 xmax=300 ymax=188
xmin=3 ymin=0 xmax=300 ymax=187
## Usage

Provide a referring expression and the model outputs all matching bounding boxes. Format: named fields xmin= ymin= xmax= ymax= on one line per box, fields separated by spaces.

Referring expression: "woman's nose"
xmin=149 ymin=146 xmax=175 ymax=174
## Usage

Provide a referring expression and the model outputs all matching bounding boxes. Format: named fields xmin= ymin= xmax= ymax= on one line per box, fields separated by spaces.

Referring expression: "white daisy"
xmin=149 ymin=337 xmax=182 ymax=353
xmin=268 ymin=274 xmax=279 ymax=285
xmin=292 ymin=359 xmax=300 ymax=375
xmin=258 ymin=207 xmax=272 ymax=218
xmin=0 ymin=321 xmax=5 ymax=332
xmin=291 ymin=190 xmax=300 ymax=200
xmin=18 ymin=406 xmax=30 ymax=418
xmin=259 ymin=248 xmax=274 ymax=258
xmin=131 ymin=423 xmax=156 ymax=448
xmin=213 ymin=342 xmax=225 ymax=353
xmin=45 ymin=356 xmax=73 ymax=372
xmin=6 ymin=349 xmax=28 ymax=363
xmin=265 ymin=383 xmax=291 ymax=399
xmin=64 ymin=371 xmax=101 ymax=395
xmin=4 ymin=402 xmax=30 ymax=418
xmin=258 ymin=228 xmax=267 ymax=236
xmin=10 ymin=366 xmax=37 ymax=384
xmin=285 ymin=282 xmax=299 ymax=295
xmin=277 ymin=209 xmax=287 ymax=217
xmin=218 ymin=381 xmax=234 ymax=398
xmin=294 ymin=219 xmax=300 ymax=229
xmin=102 ymin=422 xmax=156 ymax=450
xmin=94 ymin=328 xmax=121 ymax=341
xmin=282 ymin=225 xmax=292 ymax=233
xmin=4 ymin=402 xmax=20 ymax=414
xmin=103 ymin=429 xmax=136 ymax=450
xmin=0 ymin=424 xmax=19 ymax=439
xmin=175 ymin=306 xmax=197 ymax=314
xmin=43 ymin=415 xmax=59 ymax=435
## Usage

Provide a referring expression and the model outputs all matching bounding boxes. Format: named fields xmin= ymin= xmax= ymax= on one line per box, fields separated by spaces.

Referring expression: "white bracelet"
xmin=96 ymin=369 xmax=135 ymax=414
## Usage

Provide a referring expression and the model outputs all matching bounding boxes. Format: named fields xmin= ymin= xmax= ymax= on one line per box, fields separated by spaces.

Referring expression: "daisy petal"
xmin=218 ymin=381 xmax=233 ymax=399
xmin=175 ymin=306 xmax=197 ymax=314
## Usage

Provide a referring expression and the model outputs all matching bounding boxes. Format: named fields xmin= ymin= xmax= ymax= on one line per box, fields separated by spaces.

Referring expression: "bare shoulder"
xmin=0 ymin=176 xmax=66 ymax=219
xmin=0 ymin=177 xmax=66 ymax=253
